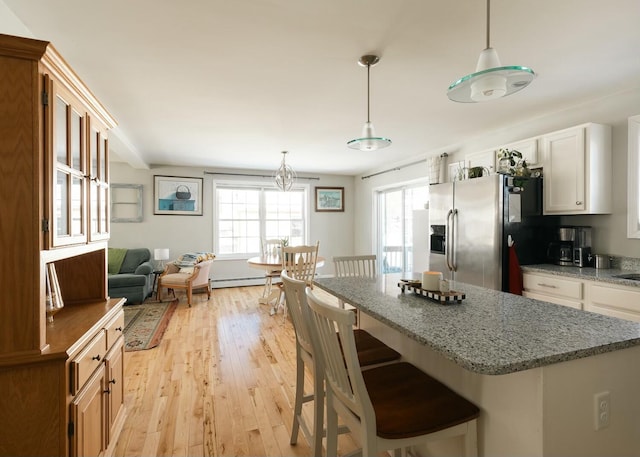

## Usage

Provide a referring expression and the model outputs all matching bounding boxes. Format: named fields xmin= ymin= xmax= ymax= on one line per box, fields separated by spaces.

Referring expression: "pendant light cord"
xmin=366 ymin=63 xmax=371 ymax=123
xmin=485 ymin=0 xmax=491 ymax=49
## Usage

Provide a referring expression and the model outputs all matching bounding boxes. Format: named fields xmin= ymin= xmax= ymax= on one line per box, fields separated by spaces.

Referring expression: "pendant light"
xmin=347 ymin=55 xmax=391 ymax=151
xmin=447 ymin=0 xmax=535 ymax=103
xmin=274 ymin=151 xmax=296 ymax=192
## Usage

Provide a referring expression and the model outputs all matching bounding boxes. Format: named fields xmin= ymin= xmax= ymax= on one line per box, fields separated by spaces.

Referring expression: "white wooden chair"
xmin=333 ymin=254 xmax=376 ymax=310
xmin=281 ymin=270 xmax=400 ymax=456
xmin=261 ymin=239 xmax=282 ymax=303
xmin=333 ymin=254 xmax=377 ymax=279
xmin=273 ymin=241 xmax=320 ymax=316
xmin=305 ymin=287 xmax=480 ymax=457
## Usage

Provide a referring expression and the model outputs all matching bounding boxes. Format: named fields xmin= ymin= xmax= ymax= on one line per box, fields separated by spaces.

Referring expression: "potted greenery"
xmin=497 ymin=148 xmax=530 ymax=177
xmin=280 ymin=237 xmax=290 ymax=260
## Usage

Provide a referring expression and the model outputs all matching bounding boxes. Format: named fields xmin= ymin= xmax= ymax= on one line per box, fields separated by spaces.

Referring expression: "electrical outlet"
xmin=594 ymin=391 xmax=610 ymax=431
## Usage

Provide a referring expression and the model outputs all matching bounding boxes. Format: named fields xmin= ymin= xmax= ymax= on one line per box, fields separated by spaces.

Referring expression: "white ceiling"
xmin=4 ymin=0 xmax=640 ymax=175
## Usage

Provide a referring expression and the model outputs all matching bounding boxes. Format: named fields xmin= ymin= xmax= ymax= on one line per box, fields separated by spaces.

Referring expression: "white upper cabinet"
xmin=542 ymin=123 xmax=612 ymax=215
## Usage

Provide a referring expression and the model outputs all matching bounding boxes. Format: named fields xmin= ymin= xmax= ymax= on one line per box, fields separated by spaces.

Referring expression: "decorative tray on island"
xmin=398 ymin=279 xmax=466 ymax=305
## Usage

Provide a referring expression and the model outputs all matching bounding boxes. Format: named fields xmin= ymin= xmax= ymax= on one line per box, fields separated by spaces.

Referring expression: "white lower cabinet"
xmin=523 ymin=272 xmax=583 ymax=309
xmin=524 ymin=272 xmax=640 ymax=322
xmin=585 ymin=282 xmax=640 ymax=322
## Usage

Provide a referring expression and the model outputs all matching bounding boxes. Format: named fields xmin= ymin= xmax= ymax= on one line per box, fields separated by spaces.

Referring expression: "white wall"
xmin=109 ymin=163 xmax=355 ymax=284
xmin=354 ymin=88 xmax=640 ymax=261
xmin=0 ymin=2 xmax=32 ymax=37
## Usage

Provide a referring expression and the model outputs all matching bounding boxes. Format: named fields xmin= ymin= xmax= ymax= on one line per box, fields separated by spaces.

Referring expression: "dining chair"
xmin=305 ymin=287 xmax=480 ymax=457
xmin=261 ymin=239 xmax=282 ymax=303
xmin=281 ymin=270 xmax=401 ymax=456
xmin=333 ymin=254 xmax=377 ymax=279
xmin=333 ymin=254 xmax=376 ymax=311
xmin=273 ymin=241 xmax=320 ymax=316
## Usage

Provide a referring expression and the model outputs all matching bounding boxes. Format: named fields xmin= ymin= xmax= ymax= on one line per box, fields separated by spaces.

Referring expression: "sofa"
xmin=108 ymin=248 xmax=154 ymax=304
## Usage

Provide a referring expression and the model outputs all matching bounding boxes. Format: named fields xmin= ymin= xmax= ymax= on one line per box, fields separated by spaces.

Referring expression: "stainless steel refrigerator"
xmin=429 ymin=174 xmax=558 ymax=291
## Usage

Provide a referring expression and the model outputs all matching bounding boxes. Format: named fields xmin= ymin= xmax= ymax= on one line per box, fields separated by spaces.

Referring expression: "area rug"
xmin=123 ymin=299 xmax=178 ymax=351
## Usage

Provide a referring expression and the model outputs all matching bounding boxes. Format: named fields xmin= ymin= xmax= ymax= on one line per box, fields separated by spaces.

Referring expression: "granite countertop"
xmin=313 ymin=275 xmax=640 ymax=376
xmin=522 ymin=264 xmax=640 ymax=288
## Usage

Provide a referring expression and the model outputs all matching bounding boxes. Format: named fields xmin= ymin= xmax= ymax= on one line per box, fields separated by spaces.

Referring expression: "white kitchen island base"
xmin=361 ymin=312 xmax=640 ymax=457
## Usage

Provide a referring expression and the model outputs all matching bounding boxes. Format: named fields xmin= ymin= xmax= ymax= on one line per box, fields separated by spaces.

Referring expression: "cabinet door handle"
xmin=91 ymin=354 xmax=101 ymax=361
xmin=115 ymin=326 xmax=123 ymax=332
xmin=576 ymin=201 xmax=583 ymax=205
xmin=103 ymin=388 xmax=111 ymax=394
xmin=537 ymin=283 xmax=557 ymax=288
xmin=109 ymin=379 xmax=117 ymax=385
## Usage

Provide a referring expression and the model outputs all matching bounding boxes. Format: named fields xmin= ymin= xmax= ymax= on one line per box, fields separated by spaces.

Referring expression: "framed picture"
xmin=154 ymin=175 xmax=203 ymax=216
xmin=315 ymin=186 xmax=344 ymax=212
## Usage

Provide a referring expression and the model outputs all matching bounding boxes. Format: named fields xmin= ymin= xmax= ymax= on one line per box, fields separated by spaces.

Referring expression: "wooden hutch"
xmin=0 ymin=34 xmax=126 ymax=456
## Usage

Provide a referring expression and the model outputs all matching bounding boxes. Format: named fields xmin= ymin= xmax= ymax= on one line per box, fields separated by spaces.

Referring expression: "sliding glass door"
xmin=377 ymin=184 xmax=428 ymax=273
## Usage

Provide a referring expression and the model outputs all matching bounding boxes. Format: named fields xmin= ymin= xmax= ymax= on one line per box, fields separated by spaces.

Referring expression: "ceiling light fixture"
xmin=447 ymin=0 xmax=535 ymax=103
xmin=274 ymin=150 xmax=296 ymax=192
xmin=347 ymin=54 xmax=391 ymax=151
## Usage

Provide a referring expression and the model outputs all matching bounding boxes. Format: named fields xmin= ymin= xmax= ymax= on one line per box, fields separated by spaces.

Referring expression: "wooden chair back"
xmin=333 ymin=255 xmax=377 ymax=278
xmin=282 ymin=241 xmax=320 ymax=284
xmin=305 ymin=288 xmax=374 ymax=433
xmin=261 ymin=239 xmax=282 ymax=257
xmin=281 ymin=270 xmax=315 ymax=362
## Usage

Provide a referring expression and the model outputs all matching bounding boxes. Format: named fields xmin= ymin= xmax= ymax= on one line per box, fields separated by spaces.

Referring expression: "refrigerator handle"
xmin=451 ymin=209 xmax=458 ymax=272
xmin=446 ymin=209 xmax=454 ymax=272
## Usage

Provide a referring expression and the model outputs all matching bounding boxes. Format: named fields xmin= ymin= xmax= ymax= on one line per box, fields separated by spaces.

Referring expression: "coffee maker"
xmin=547 ymin=226 xmax=592 ymax=267
xmin=547 ymin=227 xmax=576 ymax=266
xmin=573 ymin=226 xmax=592 ymax=267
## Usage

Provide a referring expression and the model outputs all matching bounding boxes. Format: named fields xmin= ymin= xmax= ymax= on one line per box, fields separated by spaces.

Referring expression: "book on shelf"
xmin=46 ymin=263 xmax=64 ymax=322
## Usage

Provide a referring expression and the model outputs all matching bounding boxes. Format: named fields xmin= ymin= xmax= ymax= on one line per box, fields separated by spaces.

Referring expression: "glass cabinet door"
xmin=48 ymin=77 xmax=88 ymax=247
xmin=88 ymin=116 xmax=110 ymax=241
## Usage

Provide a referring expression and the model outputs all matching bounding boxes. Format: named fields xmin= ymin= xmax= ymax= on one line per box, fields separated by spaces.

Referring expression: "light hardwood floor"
xmin=114 ymin=285 xmax=359 ymax=457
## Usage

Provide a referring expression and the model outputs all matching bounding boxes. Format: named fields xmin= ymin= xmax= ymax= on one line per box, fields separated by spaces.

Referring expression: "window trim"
xmin=213 ymin=179 xmax=310 ymax=260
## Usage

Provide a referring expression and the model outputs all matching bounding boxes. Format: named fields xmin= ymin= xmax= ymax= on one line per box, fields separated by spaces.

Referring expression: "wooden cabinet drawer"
xmin=585 ymin=283 xmax=640 ymax=322
xmin=104 ymin=310 xmax=124 ymax=349
xmin=70 ymin=330 xmax=107 ymax=395
xmin=523 ymin=273 xmax=583 ymax=300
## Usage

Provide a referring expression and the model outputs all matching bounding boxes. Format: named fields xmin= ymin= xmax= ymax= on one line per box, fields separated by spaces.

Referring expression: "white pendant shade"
xmin=348 ymin=55 xmax=391 ymax=151
xmin=347 ymin=121 xmax=391 ymax=151
xmin=447 ymin=0 xmax=535 ymax=103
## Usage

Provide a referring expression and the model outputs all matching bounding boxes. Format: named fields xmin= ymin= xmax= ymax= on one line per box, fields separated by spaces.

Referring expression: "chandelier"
xmin=274 ymin=151 xmax=296 ymax=192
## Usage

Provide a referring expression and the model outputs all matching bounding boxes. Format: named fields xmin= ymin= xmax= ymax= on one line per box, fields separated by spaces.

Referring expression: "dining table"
xmin=313 ymin=273 xmax=640 ymax=457
xmin=247 ymin=254 xmax=325 ymax=305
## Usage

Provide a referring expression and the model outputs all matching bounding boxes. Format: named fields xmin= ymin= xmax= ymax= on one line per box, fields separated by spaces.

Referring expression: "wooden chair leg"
xmin=311 ymin=357 xmax=324 ymax=457
xmin=325 ymin=391 xmax=338 ymax=457
xmin=187 ymin=287 xmax=192 ymax=307
xmin=290 ymin=346 xmax=304 ymax=445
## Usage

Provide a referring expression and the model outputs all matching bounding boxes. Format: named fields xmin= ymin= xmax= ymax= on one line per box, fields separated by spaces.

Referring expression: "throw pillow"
xmin=108 ymin=248 xmax=128 ymax=275
xmin=174 ymin=252 xmax=216 ymax=268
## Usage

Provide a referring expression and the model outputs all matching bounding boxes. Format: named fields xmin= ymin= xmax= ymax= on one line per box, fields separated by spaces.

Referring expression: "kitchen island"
xmin=314 ymin=275 xmax=640 ymax=456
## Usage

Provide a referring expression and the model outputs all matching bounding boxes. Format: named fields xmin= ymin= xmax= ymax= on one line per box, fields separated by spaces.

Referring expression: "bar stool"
xmin=280 ymin=270 xmax=400 ymax=456
xmin=305 ymin=287 xmax=480 ymax=457
xmin=332 ymin=254 xmax=377 ymax=311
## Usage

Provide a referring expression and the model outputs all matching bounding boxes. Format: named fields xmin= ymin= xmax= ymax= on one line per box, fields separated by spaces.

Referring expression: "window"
xmin=377 ymin=183 xmax=428 ymax=273
xmin=215 ymin=183 xmax=308 ymax=257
